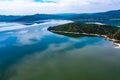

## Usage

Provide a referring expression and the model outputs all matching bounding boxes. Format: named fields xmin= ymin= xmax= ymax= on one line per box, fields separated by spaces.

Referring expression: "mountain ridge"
xmin=0 ymin=9 xmax=120 ymax=22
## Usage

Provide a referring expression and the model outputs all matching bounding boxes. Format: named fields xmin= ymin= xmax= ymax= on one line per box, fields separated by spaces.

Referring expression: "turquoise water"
xmin=0 ymin=20 xmax=120 ymax=80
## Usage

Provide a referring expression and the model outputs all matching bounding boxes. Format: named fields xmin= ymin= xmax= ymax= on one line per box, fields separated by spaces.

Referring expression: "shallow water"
xmin=0 ymin=20 xmax=120 ymax=80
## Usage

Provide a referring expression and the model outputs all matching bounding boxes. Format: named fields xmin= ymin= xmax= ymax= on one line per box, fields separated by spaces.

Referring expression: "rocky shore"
xmin=50 ymin=30 xmax=120 ymax=48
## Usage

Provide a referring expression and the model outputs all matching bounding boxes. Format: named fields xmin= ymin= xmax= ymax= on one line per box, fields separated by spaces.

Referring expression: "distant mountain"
xmin=73 ymin=10 xmax=120 ymax=20
xmin=56 ymin=13 xmax=80 ymax=19
xmin=13 ymin=14 xmax=64 ymax=22
xmin=56 ymin=10 xmax=120 ymax=21
xmin=0 ymin=15 xmax=22 ymax=22
xmin=0 ymin=9 xmax=120 ymax=22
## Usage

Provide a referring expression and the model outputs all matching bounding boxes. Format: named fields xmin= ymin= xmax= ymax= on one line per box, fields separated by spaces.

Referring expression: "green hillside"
xmin=48 ymin=22 xmax=120 ymax=41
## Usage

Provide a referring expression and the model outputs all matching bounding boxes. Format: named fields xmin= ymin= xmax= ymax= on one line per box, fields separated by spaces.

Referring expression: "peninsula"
xmin=48 ymin=22 xmax=120 ymax=47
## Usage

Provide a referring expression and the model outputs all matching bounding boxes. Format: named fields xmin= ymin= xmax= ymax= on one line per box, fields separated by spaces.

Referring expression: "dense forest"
xmin=48 ymin=22 xmax=120 ymax=41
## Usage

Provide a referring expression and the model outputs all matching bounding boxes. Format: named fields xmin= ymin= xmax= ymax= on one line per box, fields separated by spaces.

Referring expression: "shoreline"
xmin=113 ymin=43 xmax=120 ymax=48
xmin=50 ymin=30 xmax=120 ymax=48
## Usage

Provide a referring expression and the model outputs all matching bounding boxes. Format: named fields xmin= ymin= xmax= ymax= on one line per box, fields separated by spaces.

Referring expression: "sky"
xmin=0 ymin=0 xmax=120 ymax=15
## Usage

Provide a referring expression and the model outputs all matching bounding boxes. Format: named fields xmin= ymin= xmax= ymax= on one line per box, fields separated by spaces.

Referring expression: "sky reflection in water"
xmin=0 ymin=20 xmax=120 ymax=80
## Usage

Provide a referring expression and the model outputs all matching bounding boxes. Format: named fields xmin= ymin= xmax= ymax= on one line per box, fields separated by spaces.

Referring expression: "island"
xmin=48 ymin=22 xmax=120 ymax=47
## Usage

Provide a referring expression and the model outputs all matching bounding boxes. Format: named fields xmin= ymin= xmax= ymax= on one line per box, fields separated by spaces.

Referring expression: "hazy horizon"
xmin=0 ymin=0 xmax=120 ymax=15
xmin=0 ymin=9 xmax=119 ymax=16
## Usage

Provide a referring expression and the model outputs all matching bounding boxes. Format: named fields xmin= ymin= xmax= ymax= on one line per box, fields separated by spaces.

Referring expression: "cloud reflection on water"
xmin=4 ymin=35 xmax=119 ymax=80
xmin=1 ymin=20 xmax=120 ymax=80
xmin=0 ymin=20 xmax=73 ymax=47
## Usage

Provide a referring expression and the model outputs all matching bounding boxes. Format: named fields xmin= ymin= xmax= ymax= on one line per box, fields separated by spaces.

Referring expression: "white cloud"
xmin=0 ymin=0 xmax=120 ymax=15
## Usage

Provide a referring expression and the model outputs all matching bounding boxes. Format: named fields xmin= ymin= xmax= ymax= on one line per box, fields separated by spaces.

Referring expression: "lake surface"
xmin=0 ymin=20 xmax=120 ymax=80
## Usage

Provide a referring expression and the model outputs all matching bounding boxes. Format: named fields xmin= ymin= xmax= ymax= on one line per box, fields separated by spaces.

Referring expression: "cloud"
xmin=0 ymin=0 xmax=120 ymax=15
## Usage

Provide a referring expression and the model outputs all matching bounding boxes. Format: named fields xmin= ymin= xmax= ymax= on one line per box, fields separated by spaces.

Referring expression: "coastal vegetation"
xmin=48 ymin=22 xmax=120 ymax=42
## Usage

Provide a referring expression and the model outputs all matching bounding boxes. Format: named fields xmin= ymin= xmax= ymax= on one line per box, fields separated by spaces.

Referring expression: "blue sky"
xmin=0 ymin=0 xmax=120 ymax=15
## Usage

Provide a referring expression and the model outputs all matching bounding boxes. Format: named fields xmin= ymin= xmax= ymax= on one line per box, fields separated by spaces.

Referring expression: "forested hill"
xmin=48 ymin=22 xmax=120 ymax=41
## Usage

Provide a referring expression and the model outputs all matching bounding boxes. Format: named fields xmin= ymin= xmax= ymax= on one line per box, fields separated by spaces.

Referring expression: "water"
xmin=0 ymin=20 xmax=120 ymax=80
